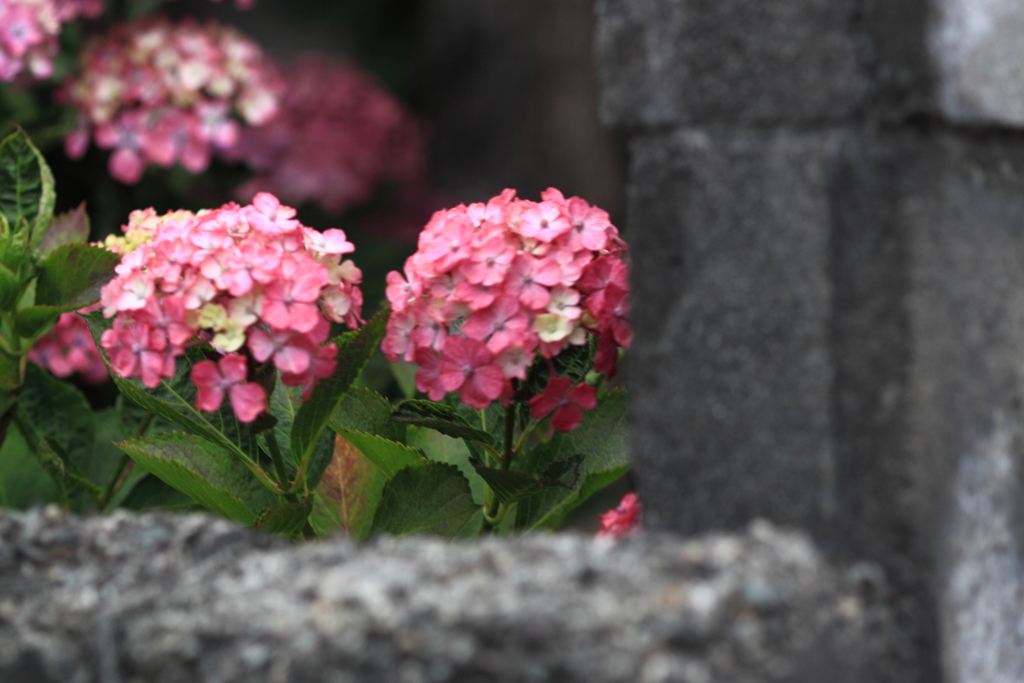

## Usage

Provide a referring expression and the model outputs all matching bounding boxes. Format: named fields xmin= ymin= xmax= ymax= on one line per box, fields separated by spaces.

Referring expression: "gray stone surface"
xmin=931 ymin=0 xmax=1024 ymax=126
xmin=0 ymin=508 xmax=902 ymax=683
xmin=897 ymin=134 xmax=1024 ymax=683
xmin=626 ymin=127 xmax=838 ymax=536
xmin=595 ymin=0 xmax=867 ymax=127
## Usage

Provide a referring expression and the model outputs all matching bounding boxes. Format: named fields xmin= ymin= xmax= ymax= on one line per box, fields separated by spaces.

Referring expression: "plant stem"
xmin=265 ymin=429 xmax=297 ymax=503
xmin=502 ymin=402 xmax=516 ymax=470
xmin=483 ymin=403 xmax=519 ymax=533
xmin=101 ymin=410 xmax=154 ymax=507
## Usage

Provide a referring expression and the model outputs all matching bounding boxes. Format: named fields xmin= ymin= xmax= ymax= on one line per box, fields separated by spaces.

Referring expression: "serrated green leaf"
xmin=369 ymin=462 xmax=480 ymax=538
xmin=0 ymin=263 xmax=18 ymax=312
xmin=255 ymin=500 xmax=312 ymax=537
xmin=310 ymin=433 xmax=389 ymax=540
xmin=331 ymin=387 xmax=403 ymax=441
xmin=290 ymin=305 xmax=388 ymax=481
xmin=117 ymin=433 xmax=281 ymax=524
xmin=35 ymin=244 xmax=120 ymax=308
xmin=471 ymin=453 xmax=583 ymax=506
xmin=406 ymin=425 xmax=485 ymax=505
xmin=18 ymin=362 xmax=96 ymax=481
xmin=391 ymin=399 xmax=496 ymax=446
xmin=38 ymin=202 xmax=89 ymax=255
xmin=0 ymin=130 xmax=54 ymax=244
xmin=329 ymin=426 xmax=424 ymax=478
xmin=514 ymin=389 xmax=630 ymax=531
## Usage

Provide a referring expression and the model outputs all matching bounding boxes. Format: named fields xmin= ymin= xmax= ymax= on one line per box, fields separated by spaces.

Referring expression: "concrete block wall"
xmin=596 ymin=1 xmax=1024 ymax=680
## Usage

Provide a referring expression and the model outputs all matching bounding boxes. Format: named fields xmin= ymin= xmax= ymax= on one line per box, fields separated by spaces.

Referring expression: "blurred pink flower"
xmin=596 ymin=493 xmax=642 ymax=539
xmin=225 ymin=53 xmax=427 ymax=217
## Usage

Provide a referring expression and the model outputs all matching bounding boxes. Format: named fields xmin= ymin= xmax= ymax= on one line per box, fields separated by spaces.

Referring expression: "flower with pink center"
xmin=190 ymin=354 xmax=267 ymax=423
xmin=517 ymin=201 xmax=571 ymax=242
xmin=436 ymin=337 xmax=505 ymax=410
xmin=596 ymin=493 xmax=642 ymax=539
xmin=260 ymin=255 xmax=330 ymax=333
xmin=528 ymin=377 xmax=598 ymax=433
xmin=461 ymin=297 xmax=531 ymax=355
xmin=101 ymin=321 xmax=171 ymax=389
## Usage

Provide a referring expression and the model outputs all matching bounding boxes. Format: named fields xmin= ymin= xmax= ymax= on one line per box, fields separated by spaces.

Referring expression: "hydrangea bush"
xmin=0 ymin=0 xmax=637 ymax=537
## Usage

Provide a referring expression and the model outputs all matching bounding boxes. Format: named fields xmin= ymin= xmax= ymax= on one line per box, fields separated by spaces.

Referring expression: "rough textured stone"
xmin=626 ymin=127 xmax=838 ymax=536
xmin=0 ymin=508 xmax=901 ymax=683
xmin=595 ymin=0 xmax=867 ymax=127
xmin=931 ymin=0 xmax=1024 ymax=126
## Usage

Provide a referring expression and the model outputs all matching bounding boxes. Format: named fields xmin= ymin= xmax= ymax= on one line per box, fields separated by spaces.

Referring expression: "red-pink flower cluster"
xmin=382 ymin=188 xmax=631 ymax=413
xmin=0 ymin=0 xmax=102 ymax=82
xmin=28 ymin=303 xmax=108 ymax=384
xmin=58 ymin=17 xmax=282 ymax=184
xmin=225 ymin=53 xmax=426 ymax=216
xmin=98 ymin=193 xmax=363 ymax=423
xmin=596 ymin=492 xmax=642 ymax=539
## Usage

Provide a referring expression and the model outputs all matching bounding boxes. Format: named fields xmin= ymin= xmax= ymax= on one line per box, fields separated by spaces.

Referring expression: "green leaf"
xmin=0 ymin=263 xmax=19 ymax=312
xmin=390 ymin=359 xmax=417 ymax=399
xmin=35 ymin=244 xmax=120 ymax=308
xmin=0 ymin=130 xmax=55 ymax=244
xmin=332 ymin=387 xmax=403 ymax=441
xmin=406 ymin=426 xmax=485 ymax=505
xmin=514 ymin=389 xmax=630 ymax=531
xmin=0 ymin=422 xmax=59 ymax=508
xmin=391 ymin=399 xmax=496 ymax=446
xmin=84 ymin=311 xmax=263 ymax=466
xmin=255 ymin=500 xmax=312 ymax=537
xmin=14 ymin=306 xmax=61 ymax=338
xmin=116 ymin=433 xmax=281 ymax=525
xmin=18 ymin=362 xmax=96 ymax=481
xmin=329 ymin=426 xmax=424 ymax=478
xmin=290 ymin=305 xmax=388 ymax=480
xmin=471 ymin=453 xmax=583 ymax=506
xmin=309 ymin=434 xmax=389 ymax=540
xmin=38 ymin=202 xmax=89 ymax=256
xmin=369 ymin=462 xmax=480 ymax=538
xmin=118 ymin=472 xmax=196 ymax=511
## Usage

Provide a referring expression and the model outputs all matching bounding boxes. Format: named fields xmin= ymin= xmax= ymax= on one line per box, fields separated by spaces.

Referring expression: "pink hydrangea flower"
xmin=528 ymin=377 xmax=598 ymax=433
xmin=382 ymin=189 xmax=631 ymax=423
xmin=596 ymin=492 xmax=642 ymax=539
xmin=28 ymin=304 xmax=108 ymax=384
xmin=58 ymin=17 xmax=283 ymax=183
xmin=190 ymin=354 xmax=266 ymax=423
xmin=98 ymin=193 xmax=363 ymax=423
xmin=225 ymin=53 xmax=427 ymax=217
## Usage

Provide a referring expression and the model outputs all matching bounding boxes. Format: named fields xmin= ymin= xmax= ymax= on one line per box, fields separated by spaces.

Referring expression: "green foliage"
xmin=0 ymin=130 xmax=54 ymax=248
xmin=39 ymin=203 xmax=89 ymax=256
xmin=514 ymin=390 xmax=629 ymax=531
xmin=35 ymin=244 xmax=121 ymax=308
xmin=116 ymin=433 xmax=281 ymax=525
xmin=369 ymin=462 xmax=479 ymax=538
xmin=391 ymin=399 xmax=496 ymax=446
xmin=310 ymin=433 xmax=389 ymax=540
xmin=290 ymin=305 xmax=388 ymax=486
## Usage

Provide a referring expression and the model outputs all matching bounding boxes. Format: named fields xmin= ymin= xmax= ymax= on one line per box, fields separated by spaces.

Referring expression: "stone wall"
xmin=595 ymin=1 xmax=1024 ymax=681
xmin=0 ymin=509 xmax=901 ymax=683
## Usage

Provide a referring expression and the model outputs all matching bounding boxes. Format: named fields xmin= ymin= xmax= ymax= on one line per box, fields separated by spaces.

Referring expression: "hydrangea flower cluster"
xmin=596 ymin=492 xmax=642 ymax=539
xmin=382 ymin=188 xmax=631 ymax=418
xmin=28 ymin=303 xmax=108 ymax=384
xmin=98 ymin=193 xmax=364 ymax=423
xmin=225 ymin=54 xmax=426 ymax=216
xmin=0 ymin=0 xmax=102 ymax=82
xmin=58 ymin=17 xmax=282 ymax=184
